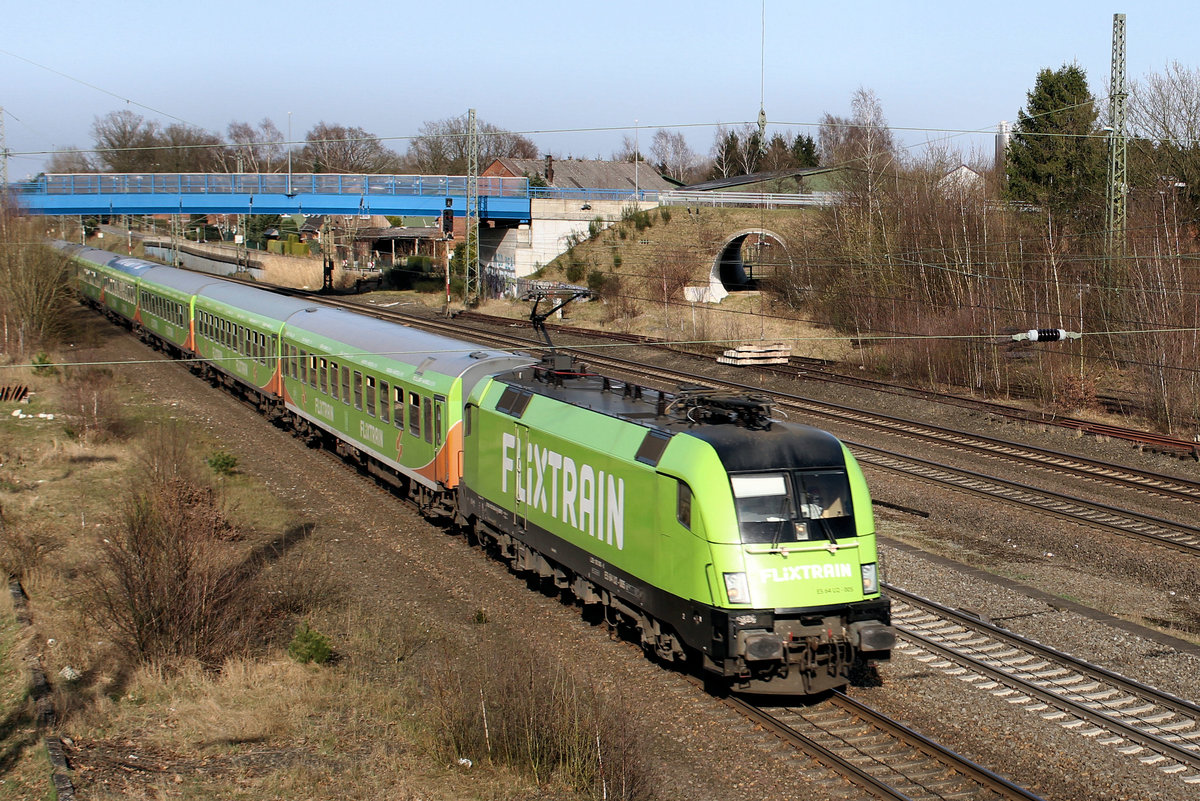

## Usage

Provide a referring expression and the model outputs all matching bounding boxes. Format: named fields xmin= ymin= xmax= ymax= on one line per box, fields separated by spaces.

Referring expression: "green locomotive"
xmin=461 ymin=363 xmax=893 ymax=695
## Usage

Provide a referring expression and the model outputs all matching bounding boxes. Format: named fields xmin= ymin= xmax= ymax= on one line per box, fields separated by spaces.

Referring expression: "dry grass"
xmin=0 ymin=324 xmax=650 ymax=800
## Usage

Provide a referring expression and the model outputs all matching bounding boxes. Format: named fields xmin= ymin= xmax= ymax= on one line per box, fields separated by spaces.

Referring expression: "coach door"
xmin=514 ymin=423 xmax=531 ymax=530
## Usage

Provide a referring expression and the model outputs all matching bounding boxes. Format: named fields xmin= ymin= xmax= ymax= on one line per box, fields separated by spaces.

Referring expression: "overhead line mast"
xmin=1106 ymin=12 xmax=1128 ymax=260
xmin=466 ymin=108 xmax=480 ymax=304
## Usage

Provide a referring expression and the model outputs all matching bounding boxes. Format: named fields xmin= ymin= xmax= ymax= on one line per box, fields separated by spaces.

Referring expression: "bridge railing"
xmin=20 ymin=173 xmax=530 ymax=198
xmin=16 ymin=173 xmax=831 ymax=209
xmin=530 ymin=186 xmax=832 ymax=207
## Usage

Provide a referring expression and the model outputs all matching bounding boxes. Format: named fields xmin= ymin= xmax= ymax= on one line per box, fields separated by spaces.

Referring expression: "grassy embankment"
xmin=0 ymin=307 xmax=649 ymax=800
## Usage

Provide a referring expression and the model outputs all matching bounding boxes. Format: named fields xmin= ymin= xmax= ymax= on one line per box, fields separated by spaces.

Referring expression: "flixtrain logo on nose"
xmin=501 ymin=433 xmax=625 ymax=549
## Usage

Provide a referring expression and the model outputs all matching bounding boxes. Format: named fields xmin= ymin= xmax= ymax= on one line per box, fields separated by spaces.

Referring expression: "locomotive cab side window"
xmin=677 ymin=482 xmax=693 ymax=530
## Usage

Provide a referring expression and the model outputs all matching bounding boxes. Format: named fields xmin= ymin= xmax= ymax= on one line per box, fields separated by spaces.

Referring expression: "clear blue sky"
xmin=3 ymin=1 xmax=1198 ymax=177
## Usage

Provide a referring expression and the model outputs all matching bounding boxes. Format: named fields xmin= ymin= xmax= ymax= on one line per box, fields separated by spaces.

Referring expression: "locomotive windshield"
xmin=731 ymin=470 xmax=856 ymax=544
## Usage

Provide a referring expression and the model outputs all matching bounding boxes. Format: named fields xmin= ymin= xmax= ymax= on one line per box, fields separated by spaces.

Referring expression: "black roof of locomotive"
xmin=497 ymin=366 xmax=847 ymax=473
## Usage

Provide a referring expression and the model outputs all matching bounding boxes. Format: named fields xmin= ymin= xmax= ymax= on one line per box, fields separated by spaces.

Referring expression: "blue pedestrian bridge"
xmin=14 ymin=172 xmax=534 ymax=221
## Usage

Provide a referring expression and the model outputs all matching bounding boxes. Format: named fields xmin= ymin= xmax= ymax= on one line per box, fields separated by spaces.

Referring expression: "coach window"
xmin=423 ymin=397 xmax=434 ymax=444
xmin=393 ymin=387 xmax=404 ymax=429
xmin=309 ymin=355 xmax=318 ymax=389
xmin=319 ymin=359 xmax=328 ymax=393
xmin=329 ymin=361 xmax=339 ymax=400
xmin=353 ymin=371 xmax=363 ymax=410
xmin=409 ymin=392 xmax=421 ymax=437
xmin=341 ymin=366 xmax=351 ymax=404
xmin=379 ymin=381 xmax=390 ymax=423
xmin=677 ymin=482 xmax=693 ymax=531
xmin=434 ymin=395 xmax=445 ymax=446
xmin=300 ymin=350 xmax=309 ymax=384
xmin=365 ymin=376 xmax=376 ymax=417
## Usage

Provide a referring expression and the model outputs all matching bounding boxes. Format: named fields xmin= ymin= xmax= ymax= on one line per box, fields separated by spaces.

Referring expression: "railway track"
xmin=851 ymin=443 xmax=1200 ymax=555
xmin=455 ymin=309 xmax=1200 ymax=460
xmin=336 ymin=303 xmax=1200 ymax=555
xmin=887 ymin=585 xmax=1200 ymax=786
xmin=724 ymin=689 xmax=1045 ymax=801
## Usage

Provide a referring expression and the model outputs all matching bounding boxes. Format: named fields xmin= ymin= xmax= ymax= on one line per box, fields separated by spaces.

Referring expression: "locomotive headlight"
xmin=861 ymin=562 xmax=879 ymax=595
xmin=723 ymin=572 xmax=751 ymax=605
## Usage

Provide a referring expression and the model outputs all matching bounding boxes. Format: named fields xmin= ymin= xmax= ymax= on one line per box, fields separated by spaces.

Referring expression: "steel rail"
xmin=827 ymin=691 xmax=1046 ymax=801
xmin=887 ymin=585 xmax=1200 ymax=775
xmin=849 ymin=442 xmax=1200 ymax=554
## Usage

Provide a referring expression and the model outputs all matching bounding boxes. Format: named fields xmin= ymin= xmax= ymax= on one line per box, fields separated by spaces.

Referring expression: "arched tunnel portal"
xmin=705 ymin=229 xmax=791 ymax=300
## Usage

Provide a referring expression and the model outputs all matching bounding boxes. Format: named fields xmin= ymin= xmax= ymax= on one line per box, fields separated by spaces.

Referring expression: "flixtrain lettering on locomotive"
xmin=55 ymin=240 xmax=894 ymax=694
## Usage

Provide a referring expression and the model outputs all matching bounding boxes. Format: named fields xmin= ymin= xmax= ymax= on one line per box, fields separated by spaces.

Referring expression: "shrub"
xmin=422 ymin=644 xmax=650 ymax=799
xmin=58 ymin=367 xmax=127 ymax=442
xmin=587 ymin=270 xmax=607 ymax=293
xmin=566 ymin=263 xmax=585 ymax=283
xmin=659 ymin=208 xmax=672 ymax=224
xmin=32 ymin=352 xmax=58 ymax=376
xmin=288 ymin=621 xmax=333 ymax=665
xmin=206 ymin=450 xmax=238 ymax=476
xmin=90 ymin=424 xmax=299 ymax=667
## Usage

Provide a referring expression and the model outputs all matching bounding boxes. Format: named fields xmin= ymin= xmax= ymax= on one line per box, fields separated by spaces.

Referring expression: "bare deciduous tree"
xmin=300 ymin=121 xmax=400 ymax=173
xmin=709 ymin=125 xmax=739 ymax=179
xmin=650 ymin=129 xmax=697 ymax=182
xmin=403 ymin=116 xmax=537 ymax=174
xmin=1128 ymin=61 xmax=1200 ymax=213
xmin=0 ymin=215 xmax=73 ymax=355
xmin=612 ymin=134 xmax=642 ymax=163
xmin=91 ymin=110 xmax=161 ymax=172
xmin=222 ymin=118 xmax=285 ymax=173
xmin=45 ymin=147 xmax=94 ymax=173
xmin=156 ymin=123 xmax=226 ymax=172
